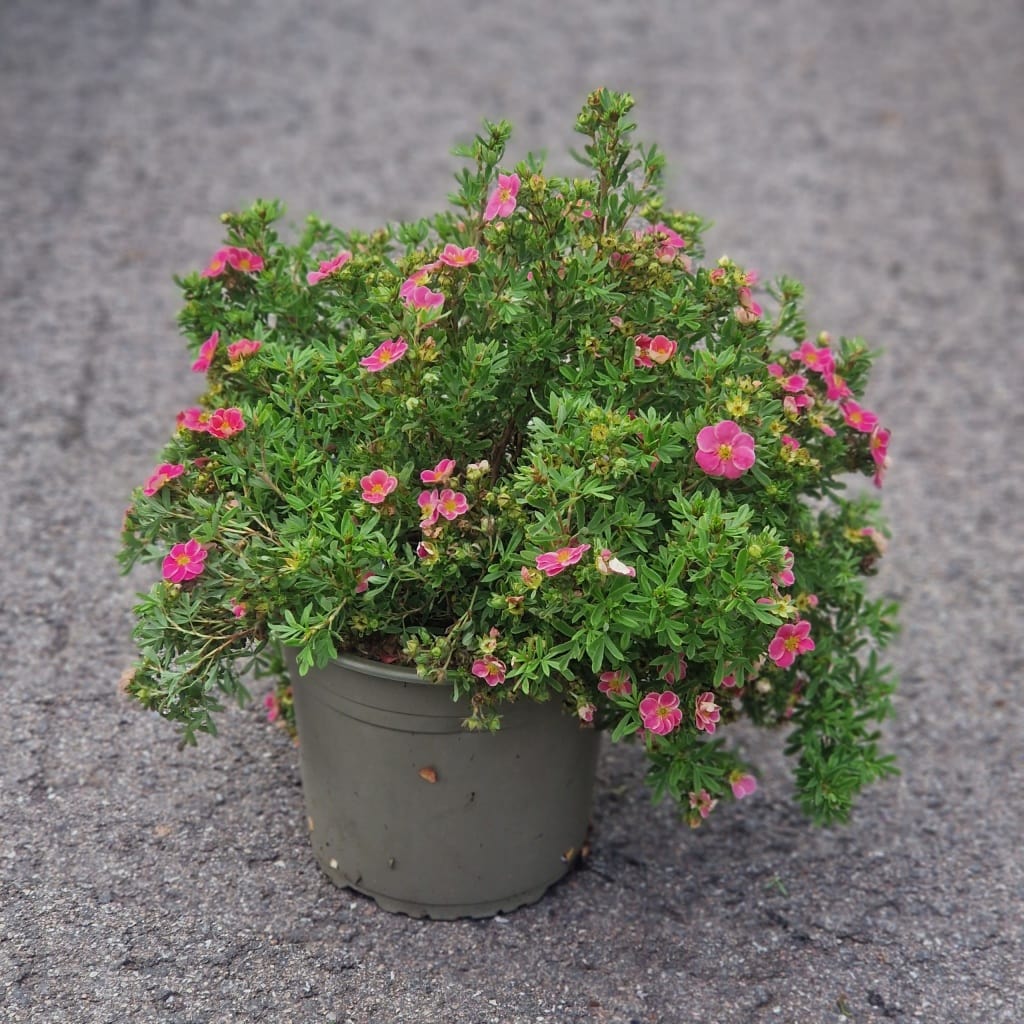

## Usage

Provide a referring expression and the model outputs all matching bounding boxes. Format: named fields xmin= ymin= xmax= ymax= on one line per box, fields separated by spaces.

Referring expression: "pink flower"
xmin=774 ymin=548 xmax=796 ymax=588
xmin=689 ymin=789 xmax=717 ymax=819
xmin=177 ymin=407 xmax=211 ymax=433
xmin=402 ymin=284 xmax=445 ymax=311
xmin=634 ymin=334 xmax=654 ymax=368
xmin=483 ymin=173 xmax=520 ymax=221
xmin=781 ymin=373 xmax=808 ymax=393
xmin=637 ymin=223 xmax=687 ymax=262
xmin=437 ymin=488 xmax=469 ymax=520
xmin=191 ymin=330 xmax=220 ymax=373
xmin=721 ymin=674 xmax=739 ymax=689
xmin=354 ymin=570 xmax=373 ymax=594
xmin=767 ymin=620 xmax=815 ymax=668
xmin=143 ymin=463 xmax=184 ymax=496
xmin=306 ymin=250 xmax=352 ymax=285
xmin=783 ymin=394 xmax=813 ymax=417
xmin=694 ymin=692 xmax=721 ymax=734
xmin=398 ymin=263 xmax=439 ymax=301
xmin=206 ymin=407 xmax=245 ymax=439
xmin=227 ymin=338 xmax=262 ymax=361
xmin=824 ymin=371 xmax=853 ymax=401
xmin=654 ymin=228 xmax=686 ymax=261
xmin=360 ymin=338 xmax=408 ymax=372
xmin=695 ymin=420 xmax=756 ymax=479
xmin=730 ymin=772 xmax=758 ymax=800
xmin=595 ymin=549 xmax=636 ymax=578
xmin=598 ymin=670 xmax=632 ymax=696
xmin=791 ymin=340 xmax=834 ymax=375
xmin=399 ymin=277 xmax=422 ymax=302
xmin=781 ymin=435 xmax=800 ymax=451
xmin=648 ymin=334 xmax=677 ymax=365
xmin=202 ymin=246 xmax=263 ymax=276
xmin=535 ymin=543 xmax=591 ymax=577
xmin=639 ymin=691 xmax=683 ymax=736
xmin=360 ymin=469 xmax=398 ymax=504
xmin=420 ymin=459 xmax=456 ymax=485
xmin=634 ymin=332 xmax=677 ymax=367
xmin=438 ymin=244 xmax=480 ymax=268
xmin=200 ymin=248 xmax=232 ymax=278
xmin=416 ymin=540 xmax=437 ymax=560
xmin=417 ymin=489 xmax=440 ymax=528
xmin=870 ymin=426 xmax=891 ymax=465
xmin=870 ymin=427 xmax=891 ymax=487
xmin=225 ymin=247 xmax=264 ymax=273
xmin=577 ymin=703 xmax=596 ymax=723
xmin=842 ymin=401 xmax=879 ymax=434
xmin=162 ymin=539 xmax=207 ymax=583
xmin=735 ymin=286 xmax=762 ymax=324
xmin=264 ymin=693 xmax=280 ymax=722
xmin=471 ymin=655 xmax=506 ymax=687
xmin=231 ymin=603 xmax=247 ymax=618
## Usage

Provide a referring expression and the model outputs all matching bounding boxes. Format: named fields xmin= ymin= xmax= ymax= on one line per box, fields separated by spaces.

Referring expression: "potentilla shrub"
xmin=121 ymin=89 xmax=898 ymax=826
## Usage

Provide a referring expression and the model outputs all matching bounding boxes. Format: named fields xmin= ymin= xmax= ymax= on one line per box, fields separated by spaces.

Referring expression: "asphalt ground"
xmin=1 ymin=1 xmax=1021 ymax=1021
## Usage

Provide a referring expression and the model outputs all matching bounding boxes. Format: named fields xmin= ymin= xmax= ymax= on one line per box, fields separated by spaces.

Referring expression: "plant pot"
xmin=289 ymin=653 xmax=601 ymax=919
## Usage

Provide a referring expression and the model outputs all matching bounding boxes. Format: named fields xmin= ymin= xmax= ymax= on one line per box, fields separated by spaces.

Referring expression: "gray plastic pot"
xmin=289 ymin=653 xmax=601 ymax=919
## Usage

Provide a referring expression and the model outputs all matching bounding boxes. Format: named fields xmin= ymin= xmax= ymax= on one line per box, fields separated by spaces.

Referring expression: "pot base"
xmin=292 ymin=654 xmax=600 ymax=919
xmin=315 ymin=853 xmax=583 ymax=920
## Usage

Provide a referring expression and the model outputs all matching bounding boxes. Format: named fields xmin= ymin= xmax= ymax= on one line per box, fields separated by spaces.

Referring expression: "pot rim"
xmin=333 ymin=651 xmax=425 ymax=685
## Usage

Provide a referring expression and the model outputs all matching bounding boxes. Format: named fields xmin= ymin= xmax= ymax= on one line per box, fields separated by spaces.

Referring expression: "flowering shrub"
xmin=120 ymin=89 xmax=898 ymax=826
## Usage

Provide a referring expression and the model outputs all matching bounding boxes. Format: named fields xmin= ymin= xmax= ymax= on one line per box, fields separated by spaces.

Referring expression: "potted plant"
xmin=120 ymin=88 xmax=898 ymax=918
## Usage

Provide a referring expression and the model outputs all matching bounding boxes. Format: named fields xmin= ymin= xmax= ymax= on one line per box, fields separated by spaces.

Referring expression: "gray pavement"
xmin=1 ymin=1 xmax=1022 ymax=1021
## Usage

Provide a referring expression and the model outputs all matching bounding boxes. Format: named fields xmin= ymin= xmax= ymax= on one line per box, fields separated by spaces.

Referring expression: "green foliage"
xmin=121 ymin=88 xmax=898 ymax=825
